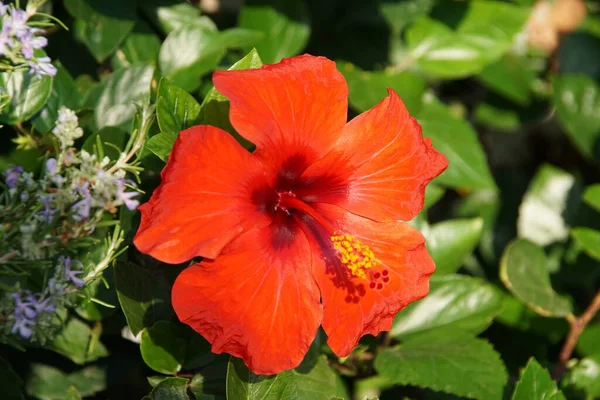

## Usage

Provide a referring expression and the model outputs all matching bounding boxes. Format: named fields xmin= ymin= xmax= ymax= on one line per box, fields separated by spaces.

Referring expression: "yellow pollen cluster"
xmin=331 ymin=233 xmax=379 ymax=279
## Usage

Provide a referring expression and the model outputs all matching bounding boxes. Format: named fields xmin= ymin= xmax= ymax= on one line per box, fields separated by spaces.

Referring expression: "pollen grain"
xmin=331 ymin=233 xmax=379 ymax=279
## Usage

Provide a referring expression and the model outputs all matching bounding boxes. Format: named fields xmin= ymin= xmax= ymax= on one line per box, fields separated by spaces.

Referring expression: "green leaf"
xmin=512 ymin=358 xmax=565 ymax=400
xmin=423 ymin=184 xmax=445 ymax=211
xmin=226 ymin=355 xmax=348 ymax=400
xmin=112 ymin=20 xmax=161 ymax=69
xmin=239 ymin=0 xmax=310 ymax=63
xmin=583 ymin=184 xmax=600 ymax=212
xmin=159 ymin=25 xmax=225 ymax=92
xmin=0 ymin=357 xmax=24 ymax=400
xmin=75 ymin=269 xmax=119 ymax=321
xmin=144 ymin=377 xmax=190 ymax=400
xmin=563 ymin=354 xmax=600 ymax=399
xmin=189 ymin=358 xmax=228 ymax=400
xmin=157 ymin=79 xmax=202 ymax=139
xmin=517 ymin=164 xmax=581 ymax=246
xmin=47 ymin=318 xmax=109 ymax=365
xmin=417 ymin=95 xmax=496 ymax=191
xmin=500 ymin=239 xmax=572 ymax=317
xmin=473 ymin=102 xmax=521 ymax=131
xmin=477 ymin=56 xmax=536 ymax=105
xmin=26 ymin=364 xmax=107 ymax=400
xmin=145 ymin=134 xmax=176 ymax=163
xmin=114 ymin=262 xmax=173 ymax=336
xmin=405 ymin=2 xmax=528 ymax=78
xmin=379 ymin=0 xmax=434 ymax=33
xmin=578 ymin=324 xmax=600 ymax=356
xmin=375 ymin=333 xmax=507 ymax=400
xmin=391 ymin=275 xmax=503 ymax=339
xmin=552 ymin=74 xmax=600 ymax=159
xmin=84 ymin=64 xmax=154 ymax=130
xmin=141 ymin=321 xmax=189 ymax=375
xmin=337 ymin=62 xmax=426 ymax=115
xmin=425 ymin=217 xmax=484 ymax=275
xmin=142 ymin=2 xmax=214 ymax=35
xmin=82 ymin=127 xmax=128 ymax=161
xmin=33 ymin=63 xmax=82 ymax=134
xmin=65 ymin=386 xmax=82 ymax=400
xmin=0 ymin=70 xmax=52 ymax=124
xmin=65 ymin=0 xmax=136 ymax=62
xmin=571 ymin=227 xmax=600 ymax=261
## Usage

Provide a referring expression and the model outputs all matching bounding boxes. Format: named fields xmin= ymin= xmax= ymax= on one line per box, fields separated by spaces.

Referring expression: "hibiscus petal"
xmin=134 ymin=125 xmax=273 ymax=263
xmin=309 ymin=203 xmax=434 ymax=357
xmin=213 ymin=54 xmax=348 ymax=187
xmin=172 ymin=222 xmax=323 ymax=375
xmin=298 ymin=89 xmax=448 ymax=221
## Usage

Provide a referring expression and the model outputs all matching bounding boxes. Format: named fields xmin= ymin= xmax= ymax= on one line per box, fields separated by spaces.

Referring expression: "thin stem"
xmin=554 ymin=291 xmax=600 ymax=380
xmin=0 ymin=251 xmax=19 ymax=264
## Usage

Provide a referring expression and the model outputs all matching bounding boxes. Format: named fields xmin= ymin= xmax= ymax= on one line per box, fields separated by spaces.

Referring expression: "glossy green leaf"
xmin=512 ymin=358 xmax=565 ymax=400
xmin=375 ymin=332 xmax=507 ymax=400
xmin=0 ymin=357 xmax=24 ymax=400
xmin=571 ymin=227 xmax=600 ymax=261
xmin=33 ymin=63 xmax=82 ymax=134
xmin=145 ymin=134 xmax=175 ymax=163
xmin=143 ymin=377 xmax=190 ymax=400
xmin=417 ymin=95 xmax=496 ymax=191
xmin=391 ymin=275 xmax=503 ymax=338
xmin=406 ymin=2 xmax=528 ymax=78
xmin=65 ymin=0 xmax=136 ymax=62
xmin=425 ymin=217 xmax=484 ymax=275
xmin=0 ymin=70 xmax=52 ymax=124
xmin=517 ymin=164 xmax=581 ymax=246
xmin=563 ymin=354 xmax=600 ymax=398
xmin=112 ymin=20 xmax=161 ymax=68
xmin=157 ymin=78 xmax=202 ymax=139
xmin=227 ymin=355 xmax=348 ymax=400
xmin=239 ymin=0 xmax=310 ymax=63
xmin=578 ymin=324 xmax=600 ymax=356
xmin=337 ymin=62 xmax=426 ymax=115
xmin=478 ymin=56 xmax=536 ymax=105
xmin=141 ymin=321 xmax=188 ymax=375
xmin=473 ymin=102 xmax=521 ymax=131
xmin=159 ymin=25 xmax=225 ymax=92
xmin=553 ymin=75 xmax=600 ymax=159
xmin=84 ymin=64 xmax=154 ymax=130
xmin=48 ymin=317 xmax=109 ymax=365
xmin=142 ymin=2 xmax=213 ymax=34
xmin=25 ymin=364 xmax=107 ymax=400
xmin=114 ymin=262 xmax=173 ymax=336
xmin=500 ymin=239 xmax=572 ymax=317
xmin=82 ymin=127 xmax=128 ymax=161
xmin=583 ymin=184 xmax=600 ymax=212
xmin=379 ymin=0 xmax=434 ymax=32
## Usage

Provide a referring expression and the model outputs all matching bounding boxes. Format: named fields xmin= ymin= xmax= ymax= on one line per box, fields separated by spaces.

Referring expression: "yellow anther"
xmin=331 ymin=232 xmax=379 ymax=279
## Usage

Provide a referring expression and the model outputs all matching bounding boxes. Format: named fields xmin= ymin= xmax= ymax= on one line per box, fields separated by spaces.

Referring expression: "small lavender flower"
xmin=4 ymin=165 xmax=23 ymax=188
xmin=0 ymin=24 xmax=11 ymax=55
xmin=12 ymin=291 xmax=36 ymax=319
xmin=10 ymin=291 xmax=55 ymax=339
xmin=116 ymin=179 xmax=139 ymax=210
xmin=45 ymin=158 xmax=65 ymax=185
xmin=0 ymin=1 xmax=9 ymax=16
xmin=28 ymin=56 xmax=56 ymax=77
xmin=38 ymin=194 xmax=56 ymax=224
xmin=6 ymin=9 xmax=29 ymax=39
xmin=20 ymin=29 xmax=47 ymax=59
xmin=71 ymin=193 xmax=92 ymax=221
xmin=60 ymin=256 xmax=85 ymax=287
xmin=11 ymin=316 xmax=33 ymax=338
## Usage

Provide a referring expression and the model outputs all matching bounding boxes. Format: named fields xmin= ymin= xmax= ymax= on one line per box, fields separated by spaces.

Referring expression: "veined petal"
xmin=134 ymin=125 xmax=272 ymax=264
xmin=172 ymin=221 xmax=323 ymax=375
xmin=309 ymin=203 xmax=434 ymax=357
xmin=213 ymin=54 xmax=348 ymax=188
xmin=298 ymin=89 xmax=448 ymax=221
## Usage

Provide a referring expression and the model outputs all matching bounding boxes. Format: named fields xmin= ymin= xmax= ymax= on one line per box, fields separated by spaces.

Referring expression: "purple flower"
xmin=12 ymin=292 xmax=36 ymax=319
xmin=4 ymin=165 xmax=23 ymax=188
xmin=20 ymin=29 xmax=47 ymax=59
xmin=0 ymin=25 xmax=11 ymax=56
xmin=38 ymin=194 xmax=56 ymax=224
xmin=0 ymin=2 xmax=9 ymax=17
xmin=5 ymin=9 xmax=29 ymax=40
xmin=45 ymin=158 xmax=65 ymax=185
xmin=28 ymin=56 xmax=56 ymax=77
xmin=59 ymin=256 xmax=85 ymax=287
xmin=117 ymin=179 xmax=139 ymax=210
xmin=71 ymin=194 xmax=92 ymax=221
xmin=11 ymin=317 xmax=33 ymax=339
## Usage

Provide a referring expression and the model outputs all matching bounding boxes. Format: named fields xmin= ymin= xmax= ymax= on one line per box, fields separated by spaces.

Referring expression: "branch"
xmin=554 ymin=291 xmax=600 ymax=380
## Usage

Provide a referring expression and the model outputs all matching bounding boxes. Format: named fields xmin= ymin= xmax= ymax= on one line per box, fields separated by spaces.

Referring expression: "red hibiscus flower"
xmin=134 ymin=55 xmax=448 ymax=375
